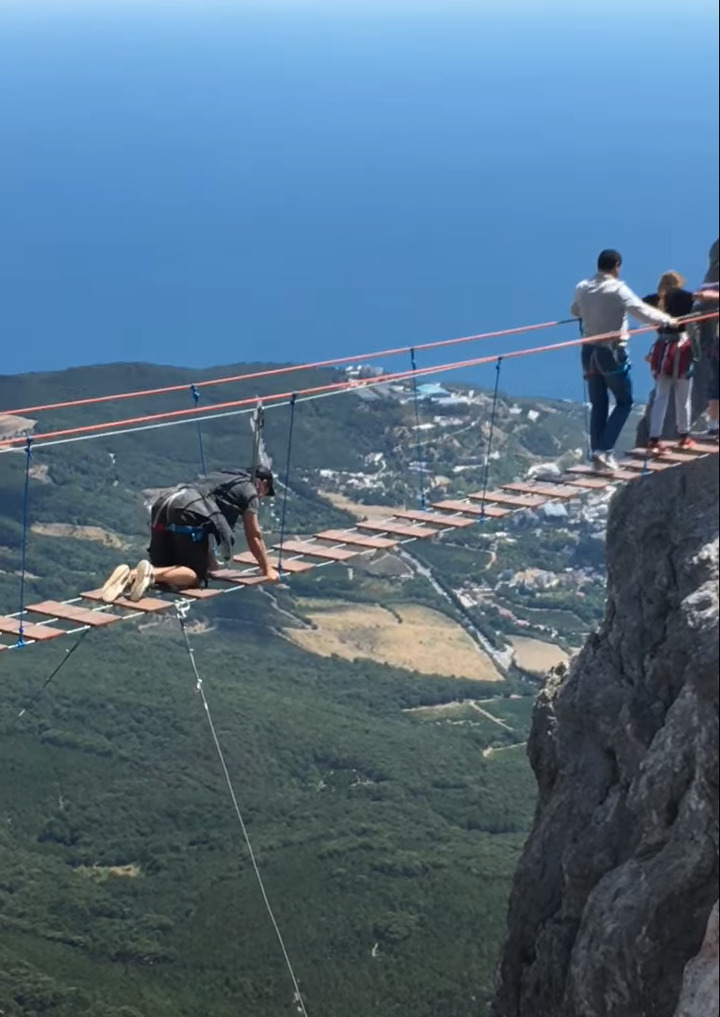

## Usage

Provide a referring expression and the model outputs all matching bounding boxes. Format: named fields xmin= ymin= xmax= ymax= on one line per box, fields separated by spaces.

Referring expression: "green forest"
xmin=0 ymin=360 xmax=598 ymax=1015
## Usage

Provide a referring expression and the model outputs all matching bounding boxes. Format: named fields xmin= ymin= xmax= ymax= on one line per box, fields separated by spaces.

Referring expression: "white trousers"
xmin=649 ymin=374 xmax=692 ymax=438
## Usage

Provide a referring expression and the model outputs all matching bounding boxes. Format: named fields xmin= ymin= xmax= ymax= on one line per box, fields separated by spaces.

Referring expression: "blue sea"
xmin=1 ymin=0 xmax=718 ymax=400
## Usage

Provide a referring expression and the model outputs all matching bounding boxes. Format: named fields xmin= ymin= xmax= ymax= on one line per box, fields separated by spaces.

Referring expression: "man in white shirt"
xmin=571 ymin=249 xmax=675 ymax=472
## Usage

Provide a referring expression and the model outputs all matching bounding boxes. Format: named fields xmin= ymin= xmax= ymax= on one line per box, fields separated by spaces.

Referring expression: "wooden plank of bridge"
xmin=563 ymin=475 xmax=613 ymax=490
xmin=688 ymin=436 xmax=719 ymax=451
xmin=315 ymin=529 xmax=398 ymax=550
xmin=566 ymin=463 xmax=639 ymax=482
xmin=217 ymin=574 xmax=270 ymax=587
xmin=231 ymin=553 xmax=314 ymax=573
xmin=502 ymin=481 xmax=582 ymax=500
xmin=81 ymin=589 xmax=173 ymax=613
xmin=27 ymin=601 xmax=121 ymax=627
xmin=388 ymin=509 xmax=476 ymax=529
xmin=467 ymin=489 xmax=548 ymax=509
xmin=626 ymin=447 xmax=697 ymax=465
xmin=274 ymin=540 xmax=358 ymax=562
xmin=0 ymin=616 xmax=67 ymax=641
xmin=357 ymin=520 xmax=439 ymax=539
xmin=616 ymin=458 xmax=673 ymax=473
xmin=432 ymin=499 xmax=509 ymax=518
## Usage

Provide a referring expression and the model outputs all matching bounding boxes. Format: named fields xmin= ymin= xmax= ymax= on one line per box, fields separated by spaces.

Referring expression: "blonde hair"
xmin=657 ymin=270 xmax=686 ymax=311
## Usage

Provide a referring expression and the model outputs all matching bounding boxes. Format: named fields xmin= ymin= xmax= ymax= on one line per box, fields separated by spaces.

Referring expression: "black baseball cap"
xmin=254 ymin=465 xmax=276 ymax=497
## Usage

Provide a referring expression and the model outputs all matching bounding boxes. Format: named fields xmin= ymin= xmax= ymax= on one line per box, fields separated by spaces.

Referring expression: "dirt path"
xmin=469 ymin=702 xmax=515 ymax=731
xmin=482 ymin=742 xmax=527 ymax=758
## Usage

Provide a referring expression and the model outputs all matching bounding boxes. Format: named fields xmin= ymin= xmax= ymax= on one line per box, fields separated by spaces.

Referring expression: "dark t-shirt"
xmin=643 ymin=288 xmax=695 ymax=334
xmin=151 ymin=470 xmax=258 ymax=562
xmin=201 ymin=470 xmax=259 ymax=527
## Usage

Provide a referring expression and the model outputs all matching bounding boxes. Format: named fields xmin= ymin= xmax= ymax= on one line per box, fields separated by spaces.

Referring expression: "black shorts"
xmin=709 ymin=356 xmax=720 ymax=401
xmin=148 ymin=528 xmax=211 ymax=583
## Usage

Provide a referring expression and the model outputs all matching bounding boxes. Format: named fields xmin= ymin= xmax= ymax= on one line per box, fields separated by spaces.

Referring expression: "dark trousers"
xmin=581 ymin=343 xmax=633 ymax=453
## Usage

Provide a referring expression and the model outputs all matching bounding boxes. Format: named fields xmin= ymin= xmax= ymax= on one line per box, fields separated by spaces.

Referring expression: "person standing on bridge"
xmin=642 ymin=271 xmax=698 ymax=454
xmin=694 ymin=239 xmax=719 ymax=439
xmin=99 ymin=466 xmax=279 ymax=602
xmin=572 ymin=249 xmax=676 ymax=473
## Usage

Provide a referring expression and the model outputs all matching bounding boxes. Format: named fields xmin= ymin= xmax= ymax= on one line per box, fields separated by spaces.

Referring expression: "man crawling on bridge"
xmin=99 ymin=466 xmax=279 ymax=602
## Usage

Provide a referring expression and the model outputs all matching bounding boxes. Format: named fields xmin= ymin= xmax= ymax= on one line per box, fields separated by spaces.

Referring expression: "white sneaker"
xmin=592 ymin=451 xmax=618 ymax=475
xmin=128 ymin=559 xmax=155 ymax=602
xmin=100 ymin=564 xmax=131 ymax=603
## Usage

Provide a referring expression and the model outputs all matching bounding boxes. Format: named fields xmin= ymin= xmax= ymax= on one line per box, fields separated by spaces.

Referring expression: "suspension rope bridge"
xmin=2 ymin=304 xmax=717 ymax=1017
xmin=0 ymin=424 xmax=716 ymax=652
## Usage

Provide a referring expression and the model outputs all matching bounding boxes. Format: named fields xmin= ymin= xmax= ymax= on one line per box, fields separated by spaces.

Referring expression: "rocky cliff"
xmin=491 ymin=453 xmax=719 ymax=1017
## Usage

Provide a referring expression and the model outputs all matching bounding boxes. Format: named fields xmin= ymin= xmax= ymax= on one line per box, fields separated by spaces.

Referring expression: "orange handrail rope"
xmin=3 ymin=316 xmax=579 ymax=417
xmin=1 ymin=312 xmax=716 ymax=451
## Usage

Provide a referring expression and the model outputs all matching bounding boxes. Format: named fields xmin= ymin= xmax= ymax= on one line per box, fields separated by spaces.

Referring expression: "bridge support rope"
xmin=190 ymin=384 xmax=208 ymax=475
xmin=174 ymin=601 xmax=309 ymax=1017
xmin=409 ymin=347 xmax=428 ymax=509
xmin=479 ymin=357 xmax=503 ymax=518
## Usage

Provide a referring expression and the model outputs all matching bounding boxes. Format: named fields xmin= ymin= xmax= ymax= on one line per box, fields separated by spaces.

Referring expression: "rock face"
xmin=674 ymin=902 xmax=719 ymax=1017
xmin=491 ymin=454 xmax=719 ymax=1017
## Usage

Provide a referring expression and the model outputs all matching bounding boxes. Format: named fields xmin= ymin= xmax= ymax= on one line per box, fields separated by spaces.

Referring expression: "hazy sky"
xmin=1 ymin=0 xmax=718 ymax=396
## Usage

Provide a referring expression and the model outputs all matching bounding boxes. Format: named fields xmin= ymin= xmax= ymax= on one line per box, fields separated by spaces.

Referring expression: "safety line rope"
xmin=4 ymin=316 xmax=582 ymax=418
xmin=174 ymin=602 xmax=309 ymax=1017
xmin=2 ymin=312 xmax=717 ymax=453
xmin=12 ymin=629 xmax=91 ymax=726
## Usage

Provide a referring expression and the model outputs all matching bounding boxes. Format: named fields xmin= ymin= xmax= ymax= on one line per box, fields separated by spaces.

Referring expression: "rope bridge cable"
xmin=576 ymin=319 xmax=592 ymax=461
xmin=2 ymin=312 xmax=718 ymax=454
xmin=276 ymin=394 xmax=297 ymax=574
xmin=190 ymin=385 xmax=208 ymax=475
xmin=173 ymin=601 xmax=309 ymax=1017
xmin=4 ymin=317 xmax=583 ymax=418
xmin=409 ymin=348 xmax=428 ymax=509
xmin=479 ymin=358 xmax=503 ymax=518
xmin=17 ymin=437 xmax=34 ymax=647
xmin=10 ymin=629 xmax=91 ymax=728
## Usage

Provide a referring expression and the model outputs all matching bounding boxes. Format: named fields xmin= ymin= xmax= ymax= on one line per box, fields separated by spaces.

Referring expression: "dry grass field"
xmin=285 ymin=598 xmax=503 ymax=680
xmin=510 ymin=635 xmax=569 ymax=675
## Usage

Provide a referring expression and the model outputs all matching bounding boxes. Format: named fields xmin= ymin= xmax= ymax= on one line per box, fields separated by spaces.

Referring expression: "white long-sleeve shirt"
xmin=571 ymin=273 xmax=673 ymax=346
